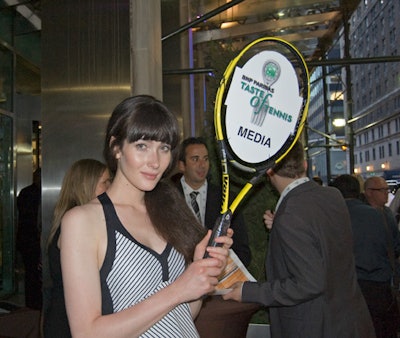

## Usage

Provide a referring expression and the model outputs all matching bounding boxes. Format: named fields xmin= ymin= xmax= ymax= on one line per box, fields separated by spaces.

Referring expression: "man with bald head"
xmin=364 ymin=176 xmax=400 ymax=337
xmin=333 ymin=175 xmax=400 ymax=337
xmin=365 ymin=176 xmax=392 ymax=209
xmin=364 ymin=177 xmax=399 ymax=251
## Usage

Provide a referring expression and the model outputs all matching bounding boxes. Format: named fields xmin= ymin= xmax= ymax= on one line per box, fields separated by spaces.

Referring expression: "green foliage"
xmin=201 ymin=39 xmax=239 ymax=137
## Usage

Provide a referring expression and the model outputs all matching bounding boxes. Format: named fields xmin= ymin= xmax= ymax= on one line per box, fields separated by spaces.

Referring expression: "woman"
xmin=44 ymin=159 xmax=111 ymax=337
xmin=60 ymin=95 xmax=232 ymax=337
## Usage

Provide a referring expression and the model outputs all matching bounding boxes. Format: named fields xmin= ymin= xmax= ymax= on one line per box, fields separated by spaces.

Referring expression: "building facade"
xmin=349 ymin=0 xmax=400 ymax=181
xmin=307 ymin=45 xmax=347 ymax=185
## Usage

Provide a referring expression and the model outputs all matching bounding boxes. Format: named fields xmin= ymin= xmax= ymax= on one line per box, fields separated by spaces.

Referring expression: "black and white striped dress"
xmin=98 ymin=193 xmax=199 ymax=338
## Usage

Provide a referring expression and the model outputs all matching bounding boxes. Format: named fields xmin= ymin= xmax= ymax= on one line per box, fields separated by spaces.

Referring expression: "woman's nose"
xmin=147 ymin=150 xmax=160 ymax=169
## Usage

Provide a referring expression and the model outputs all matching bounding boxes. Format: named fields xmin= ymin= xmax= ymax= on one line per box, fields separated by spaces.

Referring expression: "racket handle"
xmin=203 ymin=211 xmax=232 ymax=258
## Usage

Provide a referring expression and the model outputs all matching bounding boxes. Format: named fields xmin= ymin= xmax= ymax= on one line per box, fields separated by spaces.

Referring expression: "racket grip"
xmin=203 ymin=211 xmax=232 ymax=258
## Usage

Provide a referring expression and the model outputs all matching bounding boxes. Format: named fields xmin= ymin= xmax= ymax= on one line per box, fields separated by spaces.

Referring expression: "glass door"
xmin=0 ymin=111 xmax=14 ymax=296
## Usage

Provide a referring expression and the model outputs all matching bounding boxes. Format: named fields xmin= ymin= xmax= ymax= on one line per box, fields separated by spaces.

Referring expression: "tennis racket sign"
xmin=225 ymin=50 xmax=304 ymax=163
xmin=205 ymin=37 xmax=310 ymax=253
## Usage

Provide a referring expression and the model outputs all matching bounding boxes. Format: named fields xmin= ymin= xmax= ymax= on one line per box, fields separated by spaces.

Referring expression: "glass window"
xmin=0 ymin=48 xmax=13 ymax=112
xmin=0 ymin=112 xmax=14 ymax=296
xmin=0 ymin=7 xmax=13 ymax=45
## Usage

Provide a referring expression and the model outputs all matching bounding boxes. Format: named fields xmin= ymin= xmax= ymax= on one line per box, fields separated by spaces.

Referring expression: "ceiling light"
xmin=220 ymin=21 xmax=239 ymax=29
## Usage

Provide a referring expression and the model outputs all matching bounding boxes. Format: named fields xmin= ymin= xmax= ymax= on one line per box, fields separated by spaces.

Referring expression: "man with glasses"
xmin=365 ymin=176 xmax=394 ymax=209
xmin=333 ymin=175 xmax=400 ymax=338
xmin=364 ymin=176 xmax=400 ymax=337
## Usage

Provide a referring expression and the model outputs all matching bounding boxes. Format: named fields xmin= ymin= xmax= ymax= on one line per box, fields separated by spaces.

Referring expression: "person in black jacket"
xmin=223 ymin=142 xmax=375 ymax=338
xmin=172 ymin=137 xmax=257 ymax=338
xmin=173 ymin=136 xmax=251 ymax=267
xmin=16 ymin=167 xmax=42 ymax=310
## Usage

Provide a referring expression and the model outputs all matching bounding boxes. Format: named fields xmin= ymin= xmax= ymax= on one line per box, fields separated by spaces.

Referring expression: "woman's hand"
xmin=193 ymin=229 xmax=233 ymax=262
xmin=173 ymin=229 xmax=233 ymax=303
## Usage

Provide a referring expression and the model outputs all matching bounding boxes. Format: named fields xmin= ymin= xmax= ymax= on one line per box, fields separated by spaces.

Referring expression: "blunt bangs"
xmin=125 ymin=103 xmax=179 ymax=150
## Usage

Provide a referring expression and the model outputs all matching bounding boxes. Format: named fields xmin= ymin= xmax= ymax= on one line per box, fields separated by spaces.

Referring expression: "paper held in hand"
xmin=214 ymin=249 xmax=256 ymax=295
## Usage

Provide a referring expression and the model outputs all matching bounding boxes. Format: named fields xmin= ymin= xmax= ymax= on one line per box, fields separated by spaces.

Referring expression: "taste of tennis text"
xmin=237 ymin=126 xmax=271 ymax=147
xmin=241 ymin=75 xmax=274 ymax=93
xmin=241 ymin=78 xmax=293 ymax=123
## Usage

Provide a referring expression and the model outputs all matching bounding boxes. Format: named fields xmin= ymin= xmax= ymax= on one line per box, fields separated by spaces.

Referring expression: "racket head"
xmin=214 ymin=37 xmax=310 ymax=175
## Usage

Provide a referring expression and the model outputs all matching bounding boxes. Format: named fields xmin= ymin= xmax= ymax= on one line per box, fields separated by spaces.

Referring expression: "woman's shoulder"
xmin=66 ymin=197 xmax=101 ymax=216
xmin=61 ymin=198 xmax=104 ymax=234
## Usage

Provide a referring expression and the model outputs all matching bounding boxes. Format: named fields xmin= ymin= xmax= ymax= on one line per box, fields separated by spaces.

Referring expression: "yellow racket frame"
xmin=214 ymin=37 xmax=310 ymax=215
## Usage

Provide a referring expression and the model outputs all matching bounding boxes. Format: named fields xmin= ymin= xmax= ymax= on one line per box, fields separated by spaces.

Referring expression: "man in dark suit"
xmin=223 ymin=141 xmax=375 ymax=338
xmin=173 ymin=137 xmax=257 ymax=338
xmin=16 ymin=168 xmax=42 ymax=310
xmin=174 ymin=136 xmax=251 ymax=267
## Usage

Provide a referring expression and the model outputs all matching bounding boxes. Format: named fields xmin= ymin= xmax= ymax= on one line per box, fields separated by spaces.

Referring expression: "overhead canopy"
xmin=165 ymin=0 xmax=361 ymax=66
xmin=1 ymin=0 xmax=363 ymax=94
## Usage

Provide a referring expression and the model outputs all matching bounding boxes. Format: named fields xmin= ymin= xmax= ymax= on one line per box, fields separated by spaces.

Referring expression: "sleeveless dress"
xmin=98 ymin=192 xmax=199 ymax=338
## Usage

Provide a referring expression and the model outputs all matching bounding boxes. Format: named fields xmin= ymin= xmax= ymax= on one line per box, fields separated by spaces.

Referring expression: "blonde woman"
xmin=44 ymin=159 xmax=111 ymax=337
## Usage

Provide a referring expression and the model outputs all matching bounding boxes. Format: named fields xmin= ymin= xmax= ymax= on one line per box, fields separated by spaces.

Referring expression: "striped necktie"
xmin=190 ymin=191 xmax=201 ymax=223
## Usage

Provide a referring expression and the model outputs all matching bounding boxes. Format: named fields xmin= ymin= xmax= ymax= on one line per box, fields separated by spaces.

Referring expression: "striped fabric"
xmin=98 ymin=193 xmax=199 ymax=338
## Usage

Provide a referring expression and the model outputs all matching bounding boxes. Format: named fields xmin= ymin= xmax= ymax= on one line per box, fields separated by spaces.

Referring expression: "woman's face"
xmin=94 ymin=169 xmax=111 ymax=197
xmin=115 ymin=139 xmax=171 ymax=192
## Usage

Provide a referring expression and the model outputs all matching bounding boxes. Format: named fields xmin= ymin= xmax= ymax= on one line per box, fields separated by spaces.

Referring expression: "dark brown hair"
xmin=145 ymin=180 xmax=206 ymax=263
xmin=272 ymin=141 xmax=306 ymax=178
xmin=104 ymin=95 xmax=204 ymax=262
xmin=178 ymin=137 xmax=208 ymax=163
xmin=103 ymin=95 xmax=180 ymax=177
xmin=330 ymin=174 xmax=360 ymax=199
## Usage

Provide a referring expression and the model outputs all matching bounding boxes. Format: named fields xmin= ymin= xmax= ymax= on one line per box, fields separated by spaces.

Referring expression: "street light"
xmin=332 ymin=118 xmax=346 ymax=127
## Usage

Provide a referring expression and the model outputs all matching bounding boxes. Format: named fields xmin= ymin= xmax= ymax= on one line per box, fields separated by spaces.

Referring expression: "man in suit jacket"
xmin=173 ymin=137 xmax=257 ymax=338
xmin=174 ymin=136 xmax=251 ymax=267
xmin=223 ymin=141 xmax=375 ymax=338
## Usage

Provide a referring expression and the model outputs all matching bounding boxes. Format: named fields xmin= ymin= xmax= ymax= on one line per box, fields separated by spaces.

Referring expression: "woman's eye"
xmin=161 ymin=144 xmax=171 ymax=152
xmin=135 ymin=143 xmax=147 ymax=150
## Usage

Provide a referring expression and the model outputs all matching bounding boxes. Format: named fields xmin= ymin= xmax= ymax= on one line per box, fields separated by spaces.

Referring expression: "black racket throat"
xmin=203 ymin=211 xmax=232 ymax=258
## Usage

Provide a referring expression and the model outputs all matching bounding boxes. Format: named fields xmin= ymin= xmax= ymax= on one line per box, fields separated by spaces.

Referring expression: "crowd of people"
xmin=331 ymin=175 xmax=400 ymax=337
xmin=15 ymin=94 xmax=400 ymax=337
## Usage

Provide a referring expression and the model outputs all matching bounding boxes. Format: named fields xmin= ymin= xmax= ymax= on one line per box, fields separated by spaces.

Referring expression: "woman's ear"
xmin=110 ymin=136 xmax=121 ymax=159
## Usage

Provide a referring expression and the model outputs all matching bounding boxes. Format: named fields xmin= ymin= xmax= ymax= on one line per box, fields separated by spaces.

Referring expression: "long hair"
xmin=145 ymin=180 xmax=206 ymax=263
xmin=103 ymin=95 xmax=180 ymax=178
xmin=47 ymin=159 xmax=107 ymax=246
xmin=103 ymin=95 xmax=204 ymax=262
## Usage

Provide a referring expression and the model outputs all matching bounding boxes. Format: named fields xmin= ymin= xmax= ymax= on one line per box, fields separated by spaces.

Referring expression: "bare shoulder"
xmin=61 ymin=198 xmax=105 ymax=237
